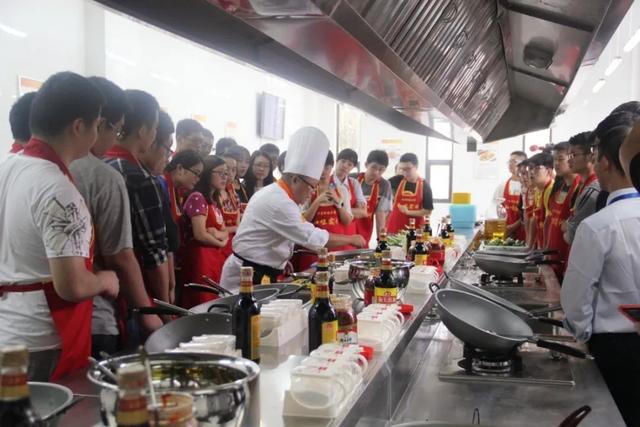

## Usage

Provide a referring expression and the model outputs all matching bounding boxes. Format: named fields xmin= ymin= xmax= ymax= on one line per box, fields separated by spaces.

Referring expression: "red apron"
xmin=533 ymin=180 xmax=553 ymax=249
xmin=220 ymin=183 xmax=240 ymax=258
xmin=9 ymin=142 xmax=23 ymax=153
xmin=2 ymin=138 xmax=94 ymax=380
xmin=502 ymin=178 xmax=526 ymax=241
xmin=354 ymin=173 xmax=379 ymax=246
xmin=181 ymin=204 xmax=226 ymax=309
xmin=546 ymin=175 xmax=581 ymax=278
xmin=386 ymin=178 xmax=425 ymax=234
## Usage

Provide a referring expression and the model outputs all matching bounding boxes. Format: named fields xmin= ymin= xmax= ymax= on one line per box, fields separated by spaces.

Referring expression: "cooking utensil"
xmin=202 ymin=275 xmax=234 ymax=296
xmin=89 ymin=356 xmax=117 ymax=382
xmin=87 ymin=352 xmax=260 ymax=427
xmin=472 ymin=253 xmax=560 ymax=277
xmin=29 ymin=382 xmax=74 ymax=427
xmin=435 ymin=289 xmax=590 ymax=358
xmin=348 ymin=259 xmax=413 ymax=299
xmin=558 ymin=405 xmax=591 ymax=427
xmin=444 ymin=275 xmax=564 ymax=327
xmin=144 ymin=312 xmax=232 ymax=353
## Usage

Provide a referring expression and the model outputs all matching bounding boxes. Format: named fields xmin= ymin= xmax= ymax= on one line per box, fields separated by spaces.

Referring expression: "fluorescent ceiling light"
xmin=604 ymin=56 xmax=622 ymax=76
xmin=592 ymin=79 xmax=606 ymax=94
xmin=106 ymin=51 xmax=136 ymax=67
xmin=150 ymin=72 xmax=177 ymax=85
xmin=623 ymin=28 xmax=640 ymax=52
xmin=0 ymin=22 xmax=27 ymax=38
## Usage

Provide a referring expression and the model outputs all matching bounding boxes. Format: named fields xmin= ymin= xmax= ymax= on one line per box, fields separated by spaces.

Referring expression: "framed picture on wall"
xmin=474 ymin=143 xmax=499 ymax=179
xmin=337 ymin=103 xmax=362 ymax=156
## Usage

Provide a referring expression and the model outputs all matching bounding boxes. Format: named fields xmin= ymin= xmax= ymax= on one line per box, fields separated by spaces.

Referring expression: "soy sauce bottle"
xmin=375 ymin=250 xmax=397 ymax=305
xmin=308 ymin=271 xmax=338 ymax=351
xmin=413 ymin=233 xmax=428 ymax=266
xmin=446 ymin=215 xmax=455 ymax=242
xmin=405 ymin=218 xmax=417 ymax=258
xmin=439 ymin=217 xmax=451 ymax=246
xmin=0 ymin=345 xmax=43 ymax=427
xmin=423 ymin=216 xmax=433 ymax=238
xmin=364 ymin=267 xmax=380 ymax=306
xmin=375 ymin=228 xmax=390 ymax=259
xmin=312 ymin=248 xmax=329 ymax=303
xmin=232 ymin=266 xmax=261 ymax=362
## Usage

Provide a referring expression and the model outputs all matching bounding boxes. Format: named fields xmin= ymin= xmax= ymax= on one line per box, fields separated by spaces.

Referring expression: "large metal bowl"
xmin=87 ymin=352 xmax=260 ymax=427
xmin=348 ymin=259 xmax=414 ymax=299
xmin=30 ymin=382 xmax=73 ymax=427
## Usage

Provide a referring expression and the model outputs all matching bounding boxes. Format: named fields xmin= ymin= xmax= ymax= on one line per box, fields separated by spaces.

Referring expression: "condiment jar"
xmin=330 ymin=295 xmax=357 ymax=345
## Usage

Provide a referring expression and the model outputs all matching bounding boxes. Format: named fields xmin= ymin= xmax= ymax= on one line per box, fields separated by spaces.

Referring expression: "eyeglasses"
xmin=185 ymin=167 xmax=201 ymax=178
xmin=296 ymin=175 xmax=316 ymax=191
xmin=212 ymin=170 xmax=229 ymax=177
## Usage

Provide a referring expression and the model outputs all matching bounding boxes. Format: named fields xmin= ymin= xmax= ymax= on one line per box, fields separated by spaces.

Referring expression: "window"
xmin=425 ymin=120 xmax=453 ymax=203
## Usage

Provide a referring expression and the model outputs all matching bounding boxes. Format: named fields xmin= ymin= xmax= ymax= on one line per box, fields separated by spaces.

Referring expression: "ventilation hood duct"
xmin=94 ymin=0 xmax=632 ymax=143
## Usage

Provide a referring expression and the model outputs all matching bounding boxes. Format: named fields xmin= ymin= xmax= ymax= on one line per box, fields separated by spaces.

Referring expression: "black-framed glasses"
xmin=186 ymin=167 xmax=201 ymax=178
xmin=212 ymin=170 xmax=229 ymax=177
xmin=296 ymin=175 xmax=316 ymax=191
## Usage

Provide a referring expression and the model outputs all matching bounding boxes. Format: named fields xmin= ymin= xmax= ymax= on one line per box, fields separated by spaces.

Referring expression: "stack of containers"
xmin=449 ymin=192 xmax=476 ymax=230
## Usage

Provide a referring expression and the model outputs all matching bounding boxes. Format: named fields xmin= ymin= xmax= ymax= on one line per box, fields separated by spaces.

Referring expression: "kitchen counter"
xmin=56 ymin=228 xmax=481 ymax=427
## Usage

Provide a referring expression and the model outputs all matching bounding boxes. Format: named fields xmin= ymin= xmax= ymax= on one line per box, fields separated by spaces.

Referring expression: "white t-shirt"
xmin=0 ymin=155 xmax=92 ymax=351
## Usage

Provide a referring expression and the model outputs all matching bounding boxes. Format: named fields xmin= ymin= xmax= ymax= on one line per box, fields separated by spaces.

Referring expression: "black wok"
xmin=443 ymin=275 xmax=564 ymax=327
xmin=472 ymin=253 xmax=560 ymax=277
xmin=144 ymin=312 xmax=232 ymax=353
xmin=435 ymin=289 xmax=590 ymax=358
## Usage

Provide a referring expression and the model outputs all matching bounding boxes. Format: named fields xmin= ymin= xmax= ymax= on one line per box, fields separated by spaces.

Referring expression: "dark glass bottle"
xmin=308 ymin=271 xmax=338 ymax=351
xmin=232 ymin=266 xmax=261 ymax=362
xmin=413 ymin=233 xmax=428 ymax=266
xmin=375 ymin=228 xmax=390 ymax=259
xmin=423 ymin=216 xmax=433 ymax=237
xmin=0 ymin=345 xmax=43 ymax=427
xmin=115 ymin=363 xmax=150 ymax=427
xmin=312 ymin=248 xmax=329 ymax=303
xmin=375 ymin=250 xmax=397 ymax=305
xmin=439 ymin=217 xmax=450 ymax=246
xmin=446 ymin=215 xmax=455 ymax=241
xmin=364 ymin=267 xmax=380 ymax=306
xmin=405 ymin=218 xmax=417 ymax=257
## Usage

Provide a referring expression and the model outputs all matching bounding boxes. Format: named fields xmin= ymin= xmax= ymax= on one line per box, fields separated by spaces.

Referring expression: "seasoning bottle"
xmin=413 ymin=232 xmax=428 ymax=266
xmin=327 ymin=252 xmax=336 ymax=294
xmin=423 ymin=216 xmax=433 ymax=238
xmin=375 ymin=250 xmax=397 ymax=305
xmin=232 ymin=266 xmax=261 ymax=362
xmin=428 ymin=237 xmax=446 ymax=267
xmin=312 ymin=248 xmax=329 ymax=303
xmin=374 ymin=228 xmax=390 ymax=259
xmin=439 ymin=218 xmax=451 ymax=247
xmin=446 ymin=215 xmax=455 ymax=242
xmin=115 ymin=363 xmax=150 ymax=427
xmin=330 ymin=295 xmax=357 ymax=345
xmin=405 ymin=218 xmax=417 ymax=257
xmin=308 ymin=271 xmax=338 ymax=351
xmin=0 ymin=345 xmax=43 ymax=427
xmin=364 ymin=267 xmax=380 ymax=306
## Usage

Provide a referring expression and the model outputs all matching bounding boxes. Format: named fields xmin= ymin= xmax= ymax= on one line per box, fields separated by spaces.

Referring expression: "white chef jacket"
xmin=561 ymin=187 xmax=640 ymax=342
xmin=220 ymin=182 xmax=329 ymax=291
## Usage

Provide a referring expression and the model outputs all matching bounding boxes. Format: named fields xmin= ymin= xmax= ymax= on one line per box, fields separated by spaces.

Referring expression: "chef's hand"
xmin=398 ymin=204 xmax=410 ymax=215
xmin=350 ymin=235 xmax=367 ymax=248
xmin=97 ymin=270 xmax=119 ymax=299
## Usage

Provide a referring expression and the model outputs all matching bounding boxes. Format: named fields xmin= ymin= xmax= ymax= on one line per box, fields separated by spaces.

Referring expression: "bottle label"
xmin=414 ymin=254 xmax=428 ymax=266
xmin=315 ymin=284 xmax=330 ymax=298
xmin=239 ymin=283 xmax=253 ymax=293
xmin=0 ymin=373 xmax=28 ymax=400
xmin=116 ymin=396 xmax=150 ymax=425
xmin=337 ymin=325 xmax=358 ymax=344
xmin=321 ymin=320 xmax=338 ymax=344
xmin=251 ymin=315 xmax=260 ymax=361
xmin=375 ymin=286 xmax=398 ymax=304
xmin=374 ymin=252 xmax=382 ymax=259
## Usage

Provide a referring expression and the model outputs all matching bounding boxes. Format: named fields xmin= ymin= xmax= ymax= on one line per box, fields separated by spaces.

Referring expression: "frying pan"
xmin=475 ymin=247 xmax=558 ymax=259
xmin=472 ymin=253 xmax=560 ymax=277
xmin=435 ymin=289 xmax=590 ymax=358
xmin=442 ymin=275 xmax=564 ymax=327
xmin=144 ymin=312 xmax=232 ymax=353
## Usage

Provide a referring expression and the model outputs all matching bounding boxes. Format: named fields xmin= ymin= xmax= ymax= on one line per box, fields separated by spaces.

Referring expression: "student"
xmin=215 ymin=137 xmax=237 ymax=156
xmin=259 ymin=142 xmax=280 ymax=171
xmin=70 ymin=77 xmax=161 ymax=357
xmin=527 ymin=152 xmax=555 ymax=249
xmin=175 ymin=118 xmax=205 ymax=153
xmin=0 ymin=72 xmax=119 ymax=380
xmin=495 ymin=151 xmax=527 ymax=239
xmin=561 ymin=125 xmax=640 ymax=427
xmin=244 ymin=150 xmax=275 ymax=199
xmin=386 ymin=153 xmax=434 ymax=233
xmin=225 ymin=144 xmax=251 ymax=206
xmin=7 ymin=92 xmax=36 ymax=154
xmin=104 ymin=90 xmax=172 ymax=306
xmin=516 ymin=160 xmax=535 ymax=246
xmin=564 ymin=132 xmax=600 ymax=244
xmin=200 ymin=128 xmax=214 ymax=158
xmin=352 ymin=150 xmax=392 ymax=246
xmin=334 ymin=149 xmax=367 ymax=227
xmin=180 ymin=156 xmax=230 ymax=306
xmin=277 ymin=151 xmax=287 ymax=175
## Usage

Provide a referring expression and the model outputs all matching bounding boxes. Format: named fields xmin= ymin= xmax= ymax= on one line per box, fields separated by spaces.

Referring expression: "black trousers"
xmin=589 ymin=333 xmax=640 ymax=427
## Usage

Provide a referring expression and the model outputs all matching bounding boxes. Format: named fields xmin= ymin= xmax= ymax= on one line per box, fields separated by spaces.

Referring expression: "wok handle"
xmin=534 ymin=339 xmax=592 ymax=359
xmin=152 ymin=298 xmax=193 ymax=316
xmin=206 ymin=303 xmax=231 ymax=313
xmin=429 ymin=282 xmax=441 ymax=293
xmin=184 ymin=283 xmax=221 ymax=295
xmin=558 ymin=405 xmax=592 ymax=427
xmin=533 ymin=317 xmax=565 ymax=328
xmin=134 ymin=306 xmax=183 ymax=317
xmin=529 ymin=305 xmax=563 ymax=316
xmin=201 ymin=276 xmax=233 ymax=295
xmin=537 ymin=260 xmax=563 ymax=265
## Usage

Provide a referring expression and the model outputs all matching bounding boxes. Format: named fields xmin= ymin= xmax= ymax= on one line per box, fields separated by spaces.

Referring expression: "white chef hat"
xmin=283 ymin=126 xmax=330 ymax=180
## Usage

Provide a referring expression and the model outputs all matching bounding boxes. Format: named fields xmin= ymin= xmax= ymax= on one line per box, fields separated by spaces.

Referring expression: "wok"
xmin=475 ymin=247 xmax=557 ymax=260
xmin=189 ymin=288 xmax=280 ymax=314
xmin=472 ymin=253 xmax=559 ymax=277
xmin=144 ymin=312 xmax=232 ymax=353
xmin=185 ymin=282 xmax=306 ymax=301
xmin=443 ymin=275 xmax=564 ymax=327
xmin=435 ymin=289 xmax=590 ymax=358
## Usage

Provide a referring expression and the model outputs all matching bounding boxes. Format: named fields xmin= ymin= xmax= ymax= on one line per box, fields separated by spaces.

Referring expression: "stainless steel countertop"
xmin=55 ymin=228 xmax=481 ymax=427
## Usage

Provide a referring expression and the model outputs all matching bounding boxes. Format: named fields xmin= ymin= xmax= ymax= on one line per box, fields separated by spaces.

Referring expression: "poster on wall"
xmin=337 ymin=104 xmax=362 ymax=155
xmin=474 ymin=143 xmax=499 ymax=179
xmin=18 ymin=76 xmax=42 ymax=96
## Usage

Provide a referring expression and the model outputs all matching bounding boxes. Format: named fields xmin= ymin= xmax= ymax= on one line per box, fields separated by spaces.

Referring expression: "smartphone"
xmin=619 ymin=304 xmax=640 ymax=323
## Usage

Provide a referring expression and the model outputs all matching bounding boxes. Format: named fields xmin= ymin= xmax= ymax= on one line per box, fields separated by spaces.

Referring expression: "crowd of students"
xmin=0 ymin=72 xmax=436 ymax=377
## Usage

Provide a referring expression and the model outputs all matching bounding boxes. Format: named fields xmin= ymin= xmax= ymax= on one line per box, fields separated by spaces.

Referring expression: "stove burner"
xmin=458 ymin=344 xmax=523 ymax=376
xmin=479 ymin=273 xmax=524 ymax=286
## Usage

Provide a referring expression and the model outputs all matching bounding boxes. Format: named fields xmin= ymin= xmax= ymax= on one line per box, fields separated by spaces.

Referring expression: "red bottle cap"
xmin=399 ymin=304 xmax=414 ymax=314
xmin=359 ymin=345 xmax=374 ymax=361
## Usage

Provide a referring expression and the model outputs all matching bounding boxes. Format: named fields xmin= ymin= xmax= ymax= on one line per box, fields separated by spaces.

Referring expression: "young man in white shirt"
xmin=7 ymin=92 xmax=36 ymax=155
xmin=561 ymin=124 xmax=640 ymax=427
xmin=0 ymin=72 xmax=119 ymax=380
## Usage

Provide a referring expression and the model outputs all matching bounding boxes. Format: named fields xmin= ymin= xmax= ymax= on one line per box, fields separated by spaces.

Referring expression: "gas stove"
xmin=438 ymin=339 xmax=575 ymax=387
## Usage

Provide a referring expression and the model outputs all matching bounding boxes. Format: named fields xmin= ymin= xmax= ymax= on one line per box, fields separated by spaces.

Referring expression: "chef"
xmin=220 ymin=127 xmax=366 ymax=290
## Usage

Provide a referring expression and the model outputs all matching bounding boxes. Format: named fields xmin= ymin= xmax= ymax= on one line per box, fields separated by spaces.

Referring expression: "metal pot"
xmin=348 ymin=259 xmax=413 ymax=299
xmin=87 ymin=352 xmax=260 ymax=427
xmin=30 ymin=382 xmax=74 ymax=427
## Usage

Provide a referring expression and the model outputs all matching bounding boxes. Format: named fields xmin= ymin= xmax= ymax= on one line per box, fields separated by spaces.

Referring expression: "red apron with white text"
xmin=386 ymin=178 xmax=425 ymax=234
xmin=502 ymin=178 xmax=526 ymax=241
xmin=181 ymin=204 xmax=225 ymax=308
xmin=9 ymin=139 xmax=94 ymax=380
xmin=546 ymin=176 xmax=581 ymax=279
xmin=354 ymin=173 xmax=379 ymax=246
xmin=220 ymin=183 xmax=240 ymax=258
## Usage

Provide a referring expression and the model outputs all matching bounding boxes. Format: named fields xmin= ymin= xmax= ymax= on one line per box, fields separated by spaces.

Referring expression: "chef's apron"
xmin=180 ymin=204 xmax=226 ymax=309
xmin=533 ymin=180 xmax=553 ymax=249
xmin=0 ymin=138 xmax=94 ymax=380
xmin=354 ymin=173 xmax=379 ymax=246
xmin=342 ymin=177 xmax=358 ymax=250
xmin=503 ymin=178 xmax=526 ymax=241
xmin=386 ymin=178 xmax=424 ymax=234
xmin=220 ymin=183 xmax=240 ymax=258
xmin=546 ymin=175 xmax=581 ymax=279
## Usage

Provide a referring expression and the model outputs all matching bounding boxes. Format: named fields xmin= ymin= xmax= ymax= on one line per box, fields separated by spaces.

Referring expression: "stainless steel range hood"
xmin=94 ymin=0 xmax=632 ymax=142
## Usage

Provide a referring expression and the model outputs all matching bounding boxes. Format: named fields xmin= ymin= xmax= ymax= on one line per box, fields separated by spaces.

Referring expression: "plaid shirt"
xmin=105 ymin=146 xmax=168 ymax=268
